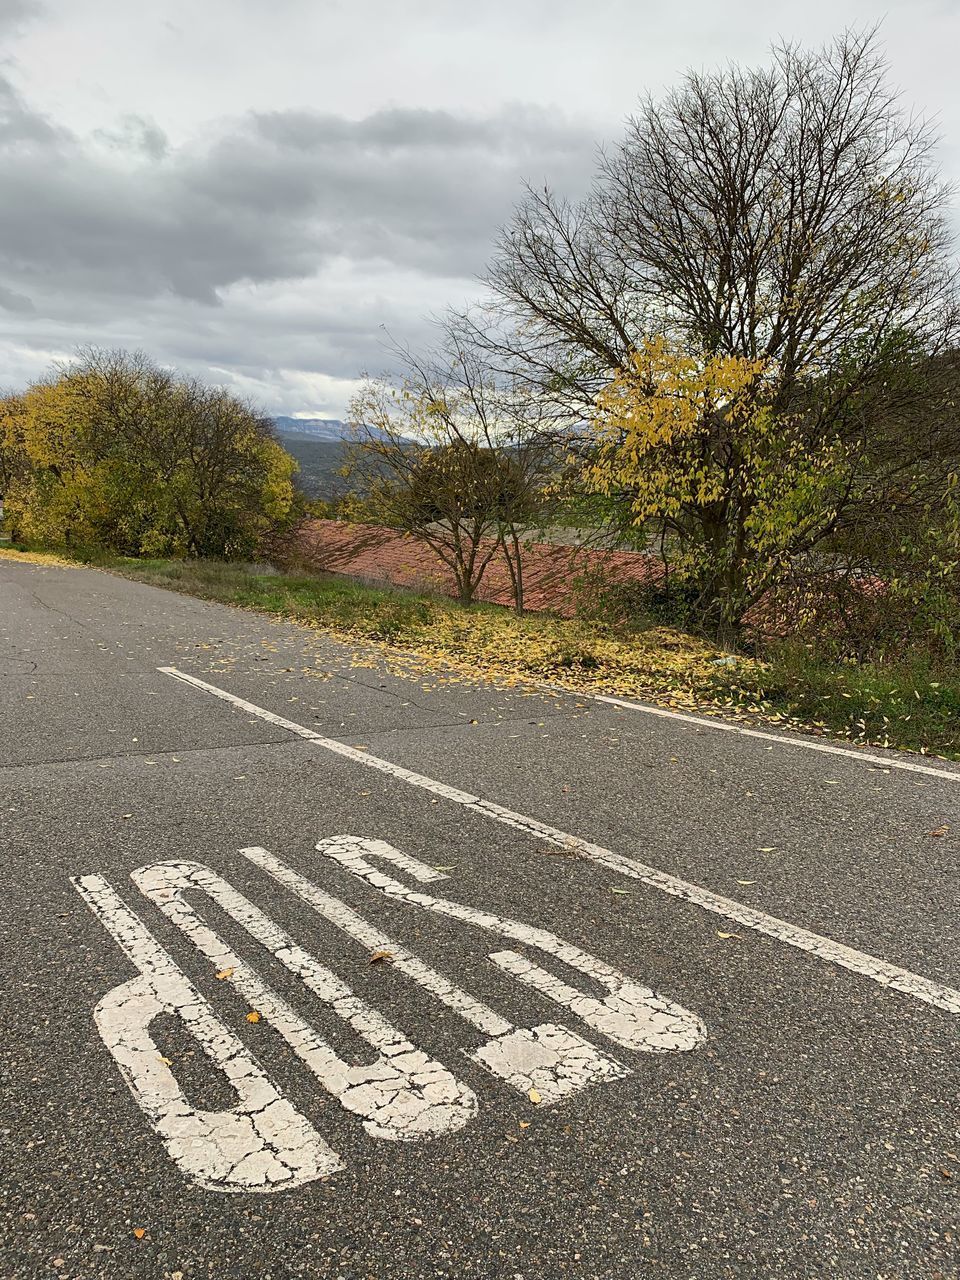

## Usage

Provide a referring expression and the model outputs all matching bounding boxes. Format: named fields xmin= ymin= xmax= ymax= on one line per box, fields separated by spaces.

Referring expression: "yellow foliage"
xmin=296 ymin=589 xmax=758 ymax=713
xmin=588 ymin=337 xmax=775 ymax=522
xmin=582 ymin=337 xmax=848 ymax=627
xmin=1 ymin=351 xmax=298 ymax=558
xmin=0 ymin=547 xmax=78 ymax=568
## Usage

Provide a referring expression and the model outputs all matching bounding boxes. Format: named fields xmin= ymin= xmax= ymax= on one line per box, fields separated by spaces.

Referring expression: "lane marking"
xmin=131 ymin=859 xmax=477 ymax=1141
xmin=243 ymin=843 xmax=631 ymax=1105
xmin=158 ymin=667 xmax=960 ymax=1016
xmin=563 ymin=688 xmax=960 ymax=784
xmin=315 ymin=835 xmax=704 ymax=1053
xmin=72 ymin=874 xmax=338 ymax=1192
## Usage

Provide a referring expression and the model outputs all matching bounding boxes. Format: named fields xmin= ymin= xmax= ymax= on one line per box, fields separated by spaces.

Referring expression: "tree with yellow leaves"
xmin=586 ymin=338 xmax=849 ymax=638
xmin=1 ymin=349 xmax=297 ymax=558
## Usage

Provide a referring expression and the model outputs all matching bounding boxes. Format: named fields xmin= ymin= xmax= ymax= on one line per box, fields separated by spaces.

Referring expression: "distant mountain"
xmin=274 ymin=435 xmax=349 ymax=500
xmin=272 ymin=416 xmax=348 ymax=442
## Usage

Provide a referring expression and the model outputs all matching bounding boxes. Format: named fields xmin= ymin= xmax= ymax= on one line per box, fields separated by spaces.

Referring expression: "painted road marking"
xmin=131 ymin=859 xmax=477 ymax=1141
xmin=560 ymin=687 xmax=960 ymax=784
xmin=314 ymin=835 xmax=704 ymax=1054
xmin=74 ymin=838 xmax=704 ymax=1192
xmin=159 ymin=667 xmax=960 ymax=1016
xmin=242 ymin=844 xmax=633 ymax=1104
xmin=71 ymin=874 xmax=339 ymax=1193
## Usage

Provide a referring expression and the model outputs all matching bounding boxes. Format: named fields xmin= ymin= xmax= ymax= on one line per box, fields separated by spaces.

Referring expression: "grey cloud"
xmin=253 ymin=104 xmax=585 ymax=152
xmin=92 ymin=114 xmax=169 ymax=161
xmin=0 ymin=82 xmax=596 ymax=308
xmin=15 ymin=263 xmax=455 ymax=384
xmin=0 ymin=73 xmax=597 ymax=407
xmin=0 ymin=72 xmax=62 ymax=147
xmin=0 ymin=282 xmax=33 ymax=312
xmin=0 ymin=0 xmax=41 ymax=36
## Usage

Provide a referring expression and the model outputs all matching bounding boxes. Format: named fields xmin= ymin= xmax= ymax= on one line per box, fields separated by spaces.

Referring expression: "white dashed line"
xmin=158 ymin=667 xmax=960 ymax=1017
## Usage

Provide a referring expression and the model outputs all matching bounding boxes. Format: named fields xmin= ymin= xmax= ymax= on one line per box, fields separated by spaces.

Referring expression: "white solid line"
xmin=576 ymin=689 xmax=960 ymax=783
xmin=158 ymin=666 xmax=960 ymax=1017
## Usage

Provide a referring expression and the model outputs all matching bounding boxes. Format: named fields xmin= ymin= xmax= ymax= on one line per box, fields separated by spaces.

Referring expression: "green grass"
xmin=739 ymin=642 xmax=960 ymax=759
xmin=4 ymin=545 xmax=959 ymax=760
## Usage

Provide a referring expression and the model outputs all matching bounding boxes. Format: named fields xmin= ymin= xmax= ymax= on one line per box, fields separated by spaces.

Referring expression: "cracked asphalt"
xmin=1 ymin=557 xmax=958 ymax=1280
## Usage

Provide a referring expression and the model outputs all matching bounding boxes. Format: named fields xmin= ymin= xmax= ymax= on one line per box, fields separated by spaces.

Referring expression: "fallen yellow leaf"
xmin=368 ymin=950 xmax=394 ymax=965
xmin=133 ymin=1228 xmax=146 ymax=1240
xmin=528 ymin=1088 xmax=542 ymax=1104
xmin=246 ymin=1011 xmax=261 ymax=1023
xmin=215 ymin=967 xmax=235 ymax=980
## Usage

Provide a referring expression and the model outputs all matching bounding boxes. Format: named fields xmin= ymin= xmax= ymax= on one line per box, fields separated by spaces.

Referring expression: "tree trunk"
xmin=503 ymin=529 xmax=525 ymax=615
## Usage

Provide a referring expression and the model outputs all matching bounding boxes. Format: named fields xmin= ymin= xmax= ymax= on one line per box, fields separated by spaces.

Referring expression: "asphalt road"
xmin=1 ymin=557 xmax=958 ymax=1280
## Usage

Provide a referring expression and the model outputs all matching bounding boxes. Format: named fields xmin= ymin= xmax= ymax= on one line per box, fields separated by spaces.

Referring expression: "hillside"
xmin=274 ymin=431 xmax=350 ymax=500
xmin=272 ymin=417 xmax=413 ymax=500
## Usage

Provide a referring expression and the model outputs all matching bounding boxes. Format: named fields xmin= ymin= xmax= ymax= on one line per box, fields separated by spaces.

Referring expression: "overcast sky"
xmin=1 ymin=0 xmax=959 ymax=417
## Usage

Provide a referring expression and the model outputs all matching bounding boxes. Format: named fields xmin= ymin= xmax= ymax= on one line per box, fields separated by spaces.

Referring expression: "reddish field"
xmin=287 ymin=519 xmax=663 ymax=615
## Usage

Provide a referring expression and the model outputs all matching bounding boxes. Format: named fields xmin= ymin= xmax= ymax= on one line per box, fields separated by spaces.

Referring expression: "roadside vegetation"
xmin=0 ymin=349 xmax=298 ymax=558
xmin=3 ymin=545 xmax=957 ymax=759
xmin=3 ymin=32 xmax=960 ymax=761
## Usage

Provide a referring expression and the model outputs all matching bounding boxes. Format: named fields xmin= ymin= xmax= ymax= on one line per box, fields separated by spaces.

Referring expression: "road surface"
xmin=1 ymin=557 xmax=957 ymax=1279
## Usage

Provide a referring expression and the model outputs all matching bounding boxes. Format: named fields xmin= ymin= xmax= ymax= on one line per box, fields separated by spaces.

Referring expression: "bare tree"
xmin=345 ymin=337 xmax=556 ymax=611
xmin=480 ymin=32 xmax=957 ymax=396
xmin=458 ymin=31 xmax=960 ymax=633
